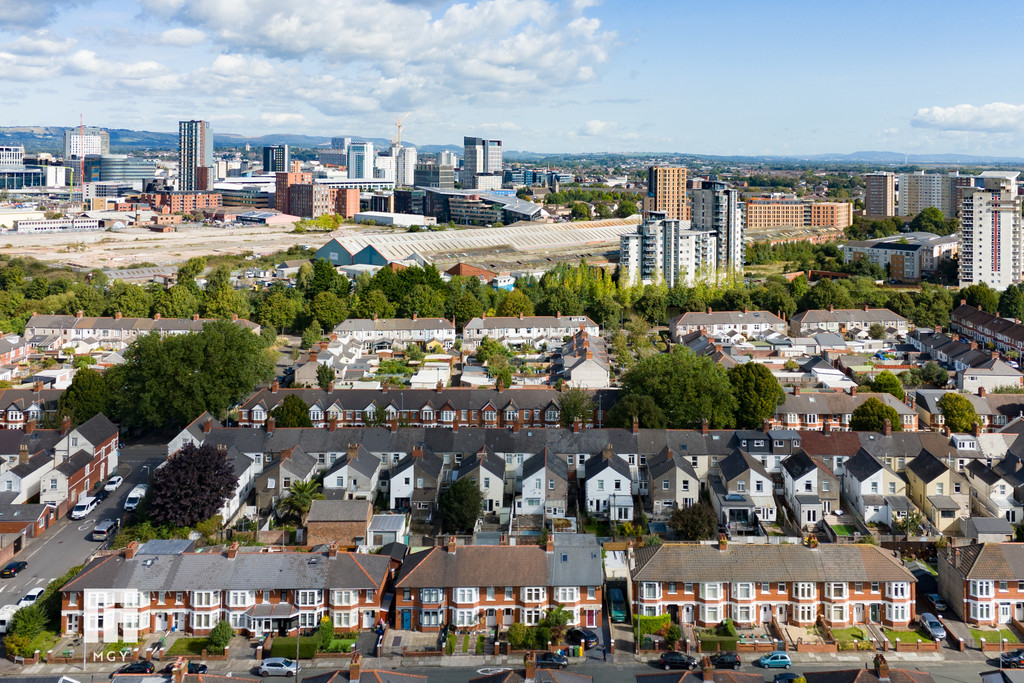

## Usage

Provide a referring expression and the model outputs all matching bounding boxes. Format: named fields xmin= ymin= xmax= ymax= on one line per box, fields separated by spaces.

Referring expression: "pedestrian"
xmin=603 ymin=645 xmax=607 ymax=662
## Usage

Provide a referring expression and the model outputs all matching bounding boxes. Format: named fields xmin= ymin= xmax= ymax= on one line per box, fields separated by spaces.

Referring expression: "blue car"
xmin=758 ymin=651 xmax=792 ymax=669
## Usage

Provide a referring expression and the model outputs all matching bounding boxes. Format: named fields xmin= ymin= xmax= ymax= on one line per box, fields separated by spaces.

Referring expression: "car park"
xmin=104 ymin=475 xmax=124 ymax=492
xmin=70 ymin=496 xmax=98 ymax=519
xmin=1000 ymin=649 xmax=1024 ymax=668
xmin=257 ymin=658 xmax=299 ymax=677
xmin=920 ymin=612 xmax=946 ymax=641
xmin=17 ymin=587 xmax=45 ymax=609
xmin=112 ymin=661 xmax=155 ymax=677
xmin=926 ymin=593 xmax=947 ymax=612
xmin=565 ymin=627 xmax=599 ymax=650
xmin=709 ymin=652 xmax=742 ymax=669
xmin=536 ymin=652 xmax=568 ymax=670
xmin=658 ymin=651 xmax=698 ymax=670
xmin=758 ymin=651 xmax=792 ymax=669
xmin=1 ymin=561 xmax=27 ymax=577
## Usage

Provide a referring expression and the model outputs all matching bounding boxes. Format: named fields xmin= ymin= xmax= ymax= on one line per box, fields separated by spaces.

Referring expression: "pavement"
xmin=0 ymin=441 xmax=166 ymax=610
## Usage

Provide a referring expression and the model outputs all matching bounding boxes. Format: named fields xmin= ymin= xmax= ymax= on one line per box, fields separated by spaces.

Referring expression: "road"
xmin=0 ymin=441 xmax=167 ymax=608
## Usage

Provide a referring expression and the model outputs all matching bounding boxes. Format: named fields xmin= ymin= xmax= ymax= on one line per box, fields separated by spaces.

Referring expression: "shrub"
xmin=10 ymin=606 xmax=46 ymax=641
xmin=532 ymin=626 xmax=552 ymax=649
xmin=637 ymin=614 xmax=671 ymax=636
xmin=507 ymin=623 xmax=530 ymax=650
xmin=317 ymin=616 xmax=334 ymax=649
xmin=665 ymin=624 xmax=682 ymax=648
xmin=208 ymin=620 xmax=233 ymax=650
xmin=721 ymin=619 xmax=738 ymax=638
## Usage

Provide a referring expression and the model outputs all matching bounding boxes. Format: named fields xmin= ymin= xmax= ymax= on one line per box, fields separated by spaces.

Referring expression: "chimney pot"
xmin=447 ymin=535 xmax=456 ymax=553
xmin=153 ymin=313 xmax=160 ymax=320
xmin=271 ymin=381 xmax=279 ymax=393
xmin=980 ymin=386 xmax=987 ymax=398
xmin=700 ymin=419 xmax=709 ymax=435
xmin=114 ymin=311 xmax=122 ymax=320
xmin=349 ymin=652 xmax=362 ymax=683
xmin=193 ymin=313 xmax=199 ymax=320
xmin=329 ymin=542 xmax=339 ymax=558
xmin=632 ymin=416 xmax=639 ymax=435
xmin=125 ymin=541 xmax=140 ymax=560
xmin=883 ymin=418 xmax=892 ymax=436
xmin=266 ymin=417 xmax=276 ymax=433
xmin=227 ymin=542 xmax=239 ymax=559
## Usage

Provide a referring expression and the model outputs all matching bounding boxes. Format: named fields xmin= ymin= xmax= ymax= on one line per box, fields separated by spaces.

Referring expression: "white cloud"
xmin=911 ymin=103 xmax=1024 ymax=133
xmin=158 ymin=28 xmax=206 ymax=46
xmin=260 ymin=112 xmax=306 ymax=126
xmin=576 ymin=119 xmax=617 ymax=136
xmin=4 ymin=31 xmax=75 ymax=55
xmin=0 ymin=0 xmax=86 ymax=29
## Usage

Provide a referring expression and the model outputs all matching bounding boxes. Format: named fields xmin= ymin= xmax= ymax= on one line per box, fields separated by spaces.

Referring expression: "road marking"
xmin=0 ymin=585 xmax=7 ymax=593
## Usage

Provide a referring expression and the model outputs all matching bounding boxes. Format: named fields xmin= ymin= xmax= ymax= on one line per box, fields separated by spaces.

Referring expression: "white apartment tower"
xmin=959 ymin=171 xmax=1024 ymax=291
xmin=691 ymin=179 xmax=744 ymax=274
xmin=0 ymin=146 xmax=25 ymax=169
xmin=463 ymin=136 xmax=502 ymax=189
xmin=347 ymin=141 xmax=374 ymax=180
xmin=619 ymin=212 xmax=717 ymax=288
xmin=64 ymin=127 xmax=109 ymax=159
xmin=177 ymin=120 xmax=213 ymax=191
xmin=395 ymin=146 xmax=418 ymax=187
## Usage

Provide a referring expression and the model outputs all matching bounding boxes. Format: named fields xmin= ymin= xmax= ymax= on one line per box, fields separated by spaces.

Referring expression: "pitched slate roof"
xmin=586 ymin=448 xmax=631 ymax=479
xmin=781 ymin=450 xmax=819 ymax=480
xmin=778 ymin=390 xmax=915 ymax=417
xmin=305 ymin=668 xmax=428 ymax=683
xmin=334 ymin=318 xmax=455 ymax=333
xmin=63 ymin=547 xmax=391 ymax=592
xmin=801 ymin=668 xmax=935 ymax=683
xmin=631 ymin=543 xmax=916 ymax=583
xmin=843 ymin=451 xmax=884 ymax=482
xmin=944 ymin=543 xmax=1024 ymax=580
xmin=522 ymin=448 xmax=568 ymax=482
xmin=907 ymin=452 xmax=949 ymax=483
xmin=647 ymin=446 xmax=698 ymax=481
xmin=73 ymin=413 xmax=118 ymax=446
xmin=718 ymin=450 xmax=770 ymax=484
xmin=306 ymin=499 xmax=372 ymax=523
xmin=457 ymin=446 xmax=506 ymax=481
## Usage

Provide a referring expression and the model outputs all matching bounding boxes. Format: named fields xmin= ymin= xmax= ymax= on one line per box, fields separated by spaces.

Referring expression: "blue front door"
xmin=402 ymin=610 xmax=411 ymax=629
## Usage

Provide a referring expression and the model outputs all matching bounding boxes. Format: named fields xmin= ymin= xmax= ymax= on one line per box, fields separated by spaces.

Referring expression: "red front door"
xmin=586 ymin=610 xmax=596 ymax=627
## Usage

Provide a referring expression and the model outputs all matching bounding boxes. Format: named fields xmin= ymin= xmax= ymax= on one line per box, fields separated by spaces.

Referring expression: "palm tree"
xmin=276 ymin=479 xmax=325 ymax=525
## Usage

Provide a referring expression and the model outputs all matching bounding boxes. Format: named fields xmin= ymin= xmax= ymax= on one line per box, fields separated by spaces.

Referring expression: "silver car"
xmin=257 ymin=658 xmax=299 ymax=678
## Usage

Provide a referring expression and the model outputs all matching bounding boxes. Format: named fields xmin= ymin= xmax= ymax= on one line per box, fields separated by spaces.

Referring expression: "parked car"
xmin=91 ymin=519 xmax=121 ymax=542
xmin=774 ymin=675 xmax=803 ymax=683
xmin=758 ymin=651 xmax=792 ymax=669
xmin=1000 ymin=649 xmax=1024 ymax=668
xmin=919 ymin=612 xmax=946 ymax=641
xmin=1 ymin=561 xmax=27 ymax=577
xmin=565 ymin=627 xmax=599 ymax=650
xmin=112 ymin=661 xmax=155 ymax=677
xmin=70 ymin=496 xmax=98 ymax=519
xmin=257 ymin=658 xmax=299 ymax=677
xmin=17 ymin=586 xmax=44 ymax=608
xmin=926 ymin=593 xmax=947 ymax=612
xmin=104 ymin=475 xmax=124 ymax=492
xmin=536 ymin=652 xmax=568 ymax=670
xmin=160 ymin=662 xmax=208 ymax=674
xmin=709 ymin=652 xmax=742 ymax=669
xmin=93 ymin=489 xmax=109 ymax=502
xmin=658 ymin=651 xmax=698 ymax=670
xmin=124 ymin=485 xmax=147 ymax=512
xmin=608 ymin=588 xmax=627 ymax=623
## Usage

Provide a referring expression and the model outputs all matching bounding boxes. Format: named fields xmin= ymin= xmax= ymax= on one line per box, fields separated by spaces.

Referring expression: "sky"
xmin=2 ymin=0 xmax=1024 ymax=156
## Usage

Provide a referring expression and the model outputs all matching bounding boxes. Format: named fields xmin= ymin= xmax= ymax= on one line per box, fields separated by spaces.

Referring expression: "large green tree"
xmin=271 ymin=394 xmax=314 ymax=428
xmin=871 ymin=370 xmax=905 ymax=401
xmin=276 ymin=479 xmax=325 ymax=525
xmin=606 ymin=394 xmax=667 ymax=429
xmin=147 ymin=443 xmax=235 ymax=527
xmin=938 ymin=392 xmax=980 ymax=433
xmin=849 ymin=397 xmax=902 ymax=432
xmin=961 ymin=283 xmax=999 ymax=314
xmin=57 ymin=368 xmax=109 ymax=426
xmin=621 ymin=347 xmax=736 ymax=428
xmin=495 ymin=290 xmax=534 ymax=317
xmin=438 ymin=476 xmax=484 ymax=533
xmin=557 ymin=387 xmax=596 ymax=427
xmin=728 ymin=363 xmax=785 ymax=429
xmin=111 ymin=321 xmax=274 ymax=431
xmin=668 ymin=503 xmax=717 ymax=541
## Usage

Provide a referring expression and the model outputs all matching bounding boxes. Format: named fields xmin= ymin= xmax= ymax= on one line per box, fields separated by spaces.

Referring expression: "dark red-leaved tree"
xmin=146 ymin=443 xmax=236 ymax=527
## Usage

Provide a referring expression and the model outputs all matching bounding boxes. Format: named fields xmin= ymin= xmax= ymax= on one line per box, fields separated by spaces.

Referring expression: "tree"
xmin=800 ymin=278 xmax=853 ymax=312
xmin=539 ymin=606 xmax=572 ymax=643
xmin=147 ymin=443 xmax=236 ymax=527
xmin=352 ymin=289 xmax=396 ymax=319
xmin=475 ymin=336 xmax=510 ymax=363
xmin=57 ymin=368 xmax=108 ymax=426
xmin=317 ymin=363 xmax=336 ymax=391
xmin=507 ymin=623 xmax=530 ymax=650
xmin=308 ymin=291 xmax=348 ymax=329
xmin=257 ymin=291 xmax=302 ymax=332
xmin=849 ymin=397 xmax=902 ymax=433
xmin=570 ymin=202 xmax=590 ymax=220
xmin=870 ymin=371 xmax=905 ymax=401
xmin=962 ymin=283 xmax=1000 ymax=314
xmin=910 ymin=207 xmax=957 ymax=236
xmin=495 ymin=289 xmax=534 ymax=317
xmin=111 ymin=321 xmax=274 ymax=431
xmin=557 ymin=387 xmax=596 ymax=427
xmin=177 ymin=256 xmax=207 ymax=286
xmin=938 ymin=392 xmax=980 ymax=433
xmin=271 ymin=394 xmax=313 ymax=428
xmin=452 ymin=293 xmax=483 ymax=328
xmin=1000 ymin=284 xmax=1024 ymax=321
xmin=868 ymin=323 xmax=886 ymax=340
xmin=208 ymin=620 xmax=233 ymax=650
xmin=302 ymin=320 xmax=324 ymax=349
xmin=276 ymin=479 xmax=325 ymax=525
xmin=667 ymin=503 xmax=717 ymax=541
xmin=438 ymin=476 xmax=483 ymax=533
xmin=921 ymin=361 xmax=949 ymax=387
xmin=153 ymin=284 xmax=200 ymax=318
xmin=606 ymin=394 xmax=668 ymax=429
xmin=728 ymin=363 xmax=785 ymax=429
xmin=488 ymin=355 xmax=513 ymax=389
xmin=622 ymin=347 xmax=737 ymax=428
xmin=783 ymin=359 xmax=800 ymax=372
xmin=106 ymin=282 xmax=152 ymax=317
xmin=615 ymin=199 xmax=637 ymax=218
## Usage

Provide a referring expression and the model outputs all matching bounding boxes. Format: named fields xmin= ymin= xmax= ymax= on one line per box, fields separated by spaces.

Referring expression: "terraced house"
xmin=393 ymin=534 xmax=603 ymax=632
xmin=629 ymin=542 xmax=917 ymax=629
xmin=25 ymin=312 xmax=260 ymax=348
xmin=937 ymin=542 xmax=1024 ymax=625
xmin=61 ymin=540 xmax=391 ymax=643
xmin=235 ymin=386 xmax=617 ymax=430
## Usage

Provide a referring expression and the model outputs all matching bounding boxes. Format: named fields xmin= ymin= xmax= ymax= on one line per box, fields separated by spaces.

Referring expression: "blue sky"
xmin=1 ymin=0 xmax=1023 ymax=155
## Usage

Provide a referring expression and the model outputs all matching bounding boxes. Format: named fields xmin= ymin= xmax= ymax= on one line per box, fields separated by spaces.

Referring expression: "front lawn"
xmin=831 ymin=627 xmax=866 ymax=641
xmin=584 ymin=519 xmax=611 ymax=537
xmin=269 ymin=636 xmax=319 ymax=659
xmin=971 ymin=628 xmax=1019 ymax=644
xmin=166 ymin=637 xmax=222 ymax=657
xmin=322 ymin=638 xmax=358 ymax=653
xmin=883 ymin=629 xmax=924 ymax=644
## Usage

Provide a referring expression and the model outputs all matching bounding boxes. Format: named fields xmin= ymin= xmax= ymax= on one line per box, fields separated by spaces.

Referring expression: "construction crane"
xmin=394 ymin=113 xmax=411 ymax=147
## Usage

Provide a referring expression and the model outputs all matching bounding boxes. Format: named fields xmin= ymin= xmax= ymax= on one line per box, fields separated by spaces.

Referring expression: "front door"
xmin=1001 ymin=603 xmax=1012 ymax=623
xmin=854 ymin=604 xmax=864 ymax=623
xmin=155 ymin=613 xmax=167 ymax=632
xmin=503 ymin=609 xmax=513 ymax=626
xmin=682 ymin=605 xmax=694 ymax=623
xmin=486 ymin=609 xmax=496 ymax=627
xmin=172 ymin=613 xmax=183 ymax=631
xmin=401 ymin=610 xmax=411 ymax=630
xmin=870 ymin=604 xmax=880 ymax=623
xmin=1017 ymin=603 xmax=1024 ymax=621
xmin=776 ymin=605 xmax=787 ymax=624
xmin=363 ymin=611 xmax=374 ymax=629
xmin=761 ymin=605 xmax=772 ymax=623
xmin=586 ymin=610 xmax=596 ymax=627
xmin=66 ymin=614 xmax=79 ymax=634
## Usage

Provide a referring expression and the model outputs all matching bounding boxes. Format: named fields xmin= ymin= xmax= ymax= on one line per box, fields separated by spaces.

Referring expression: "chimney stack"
xmin=153 ymin=313 xmax=161 ymax=320
xmin=193 ymin=313 xmax=200 ymax=321
xmin=172 ymin=660 xmax=186 ymax=683
xmin=281 ymin=447 xmax=293 ymax=461
xmin=203 ymin=418 xmax=213 ymax=434
xmin=271 ymin=381 xmax=279 ymax=393
xmin=524 ymin=651 xmax=536 ymax=682
xmin=436 ymin=380 xmax=443 ymax=393
xmin=973 ymin=421 xmax=981 ymax=437
xmin=349 ymin=652 xmax=362 ymax=683
xmin=883 ymin=418 xmax=891 ymax=436
xmin=762 ymin=418 xmax=770 ymax=434
xmin=327 ymin=381 xmax=335 ymax=393
xmin=76 ymin=310 xmax=83 ymax=319
xmin=126 ymin=541 xmax=140 ymax=560
xmin=266 ymin=417 xmax=275 ymax=433
xmin=701 ymin=656 xmax=714 ymax=681
xmin=227 ymin=542 xmax=239 ymax=559
xmin=329 ymin=541 xmax=339 ymax=558
xmin=17 ymin=444 xmax=29 ymax=465
xmin=632 ymin=416 xmax=639 ymax=435
xmin=718 ymin=533 xmax=727 ymax=551
xmin=24 ymin=419 xmax=35 ymax=436
xmin=992 ymin=350 xmax=1000 ymax=360
xmin=412 ymin=446 xmax=423 ymax=459
xmin=32 ymin=381 xmax=42 ymax=393
xmin=114 ymin=311 xmax=122 ymax=320
xmin=61 ymin=415 xmax=71 ymax=435
xmin=447 ymin=535 xmax=456 ymax=554
xmin=309 ymin=350 xmax=318 ymax=362
xmin=329 ymin=416 xmax=338 ymax=432
xmin=572 ymin=418 xmax=581 ymax=434
xmin=874 ymin=653 xmax=890 ymax=682
xmin=829 ymin=304 xmax=834 ymax=312
xmin=546 ymin=536 xmax=554 ymax=553
xmin=700 ymin=419 xmax=709 ymax=435
xmin=979 ymin=386 xmax=987 ymax=398
xmin=850 ymin=386 xmax=857 ymax=397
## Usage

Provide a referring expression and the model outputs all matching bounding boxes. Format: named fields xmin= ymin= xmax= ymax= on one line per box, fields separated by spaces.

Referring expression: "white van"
xmin=124 ymin=485 xmax=147 ymax=512
xmin=70 ymin=496 xmax=98 ymax=520
xmin=0 ymin=604 xmax=18 ymax=634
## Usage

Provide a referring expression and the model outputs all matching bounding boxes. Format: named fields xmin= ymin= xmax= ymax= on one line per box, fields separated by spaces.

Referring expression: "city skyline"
xmin=2 ymin=0 xmax=1024 ymax=155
